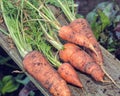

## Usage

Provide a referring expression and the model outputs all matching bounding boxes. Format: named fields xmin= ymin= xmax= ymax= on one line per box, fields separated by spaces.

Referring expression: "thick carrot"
xmin=59 ymin=43 xmax=104 ymax=81
xmin=58 ymin=63 xmax=83 ymax=88
xmin=23 ymin=51 xmax=72 ymax=96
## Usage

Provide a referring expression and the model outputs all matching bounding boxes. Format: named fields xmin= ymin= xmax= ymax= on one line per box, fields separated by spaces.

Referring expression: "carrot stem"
xmin=1 ymin=1 xmax=32 ymax=57
xmin=57 ymin=0 xmax=75 ymax=21
xmin=25 ymin=0 xmax=61 ymax=30
xmin=38 ymin=21 xmax=63 ymax=50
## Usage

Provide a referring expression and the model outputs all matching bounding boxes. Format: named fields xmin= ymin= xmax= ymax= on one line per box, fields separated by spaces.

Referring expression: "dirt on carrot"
xmin=58 ymin=25 xmax=94 ymax=53
xmin=58 ymin=63 xmax=83 ymax=88
xmin=69 ymin=18 xmax=103 ymax=65
xmin=59 ymin=43 xmax=104 ymax=82
xmin=58 ymin=18 xmax=103 ymax=66
xmin=23 ymin=51 xmax=72 ymax=96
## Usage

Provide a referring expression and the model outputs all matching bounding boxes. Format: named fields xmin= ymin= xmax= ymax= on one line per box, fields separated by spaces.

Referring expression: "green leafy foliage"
xmin=86 ymin=1 xmax=120 ymax=53
xmin=97 ymin=9 xmax=111 ymax=31
xmin=0 ymin=56 xmax=11 ymax=65
xmin=46 ymin=0 xmax=73 ymax=7
xmin=86 ymin=3 xmax=112 ymax=39
xmin=115 ymin=15 xmax=120 ymax=22
xmin=87 ymin=1 xmax=119 ymax=37
xmin=90 ymin=9 xmax=110 ymax=39
xmin=46 ymin=0 xmax=76 ymax=21
xmin=0 ymin=54 xmax=17 ymax=69
xmin=22 ymin=0 xmax=62 ymax=67
xmin=16 ymin=77 xmax=30 ymax=85
xmin=0 ymin=75 xmax=20 ymax=95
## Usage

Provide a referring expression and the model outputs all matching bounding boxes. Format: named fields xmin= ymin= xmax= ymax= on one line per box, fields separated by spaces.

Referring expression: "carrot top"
xmin=1 ymin=0 xmax=32 ymax=59
xmin=0 ymin=1 xmax=55 ymax=95
xmin=24 ymin=0 xmax=65 ymax=67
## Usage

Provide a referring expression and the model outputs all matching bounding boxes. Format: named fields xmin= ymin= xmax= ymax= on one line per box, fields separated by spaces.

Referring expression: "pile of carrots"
xmin=1 ymin=0 xmax=120 ymax=96
xmin=36 ymin=10 xmax=105 ymax=96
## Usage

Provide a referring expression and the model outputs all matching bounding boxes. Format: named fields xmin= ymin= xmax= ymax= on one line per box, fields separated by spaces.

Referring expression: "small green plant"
xmin=86 ymin=1 xmax=120 ymax=53
xmin=0 ymin=75 xmax=20 ymax=95
xmin=0 ymin=55 xmax=17 ymax=69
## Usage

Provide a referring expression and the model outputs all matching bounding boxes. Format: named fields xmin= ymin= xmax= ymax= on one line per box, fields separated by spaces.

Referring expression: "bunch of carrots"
xmin=26 ymin=0 xmax=120 ymax=89
xmin=1 ymin=0 xmax=120 ymax=96
xmin=1 ymin=1 xmax=70 ymax=96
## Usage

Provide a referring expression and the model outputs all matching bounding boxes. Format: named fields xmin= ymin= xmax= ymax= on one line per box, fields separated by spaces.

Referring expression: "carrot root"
xmin=23 ymin=51 xmax=72 ymax=96
xmin=58 ymin=63 xmax=83 ymax=88
xmin=59 ymin=43 xmax=104 ymax=82
xmin=101 ymin=66 xmax=120 ymax=89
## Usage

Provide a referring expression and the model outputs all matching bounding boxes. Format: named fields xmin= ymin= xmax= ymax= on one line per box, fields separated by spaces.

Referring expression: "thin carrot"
xmin=59 ymin=43 xmax=104 ymax=82
xmin=58 ymin=63 xmax=83 ymax=88
xmin=23 ymin=51 xmax=72 ymax=96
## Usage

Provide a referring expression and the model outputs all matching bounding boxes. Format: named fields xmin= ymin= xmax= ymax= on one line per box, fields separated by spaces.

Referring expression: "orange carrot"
xmin=59 ymin=43 xmax=104 ymax=81
xmin=23 ymin=51 xmax=72 ymax=96
xmin=69 ymin=18 xmax=103 ymax=65
xmin=58 ymin=63 xmax=83 ymax=88
xmin=59 ymin=18 xmax=103 ymax=66
xmin=69 ymin=18 xmax=120 ymax=87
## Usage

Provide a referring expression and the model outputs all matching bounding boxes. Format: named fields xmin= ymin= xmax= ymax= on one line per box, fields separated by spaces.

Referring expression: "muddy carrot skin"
xmin=59 ymin=43 xmax=104 ymax=81
xmin=23 ymin=51 xmax=72 ymax=96
xmin=59 ymin=25 xmax=93 ymax=53
xmin=58 ymin=63 xmax=83 ymax=88
xmin=59 ymin=18 xmax=103 ymax=66
xmin=70 ymin=18 xmax=103 ymax=65
xmin=68 ymin=19 xmax=120 ymax=87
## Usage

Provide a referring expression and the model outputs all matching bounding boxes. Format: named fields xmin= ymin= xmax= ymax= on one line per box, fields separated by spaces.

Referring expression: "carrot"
xmin=58 ymin=18 xmax=103 ymax=65
xmin=69 ymin=18 xmax=103 ymax=65
xmin=58 ymin=63 xmax=83 ymax=88
xmin=23 ymin=51 xmax=72 ymax=96
xmin=59 ymin=43 xmax=104 ymax=82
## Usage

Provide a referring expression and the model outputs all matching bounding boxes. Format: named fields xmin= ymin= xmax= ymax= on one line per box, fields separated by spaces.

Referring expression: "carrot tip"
xmin=101 ymin=80 xmax=110 ymax=83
